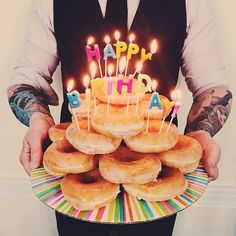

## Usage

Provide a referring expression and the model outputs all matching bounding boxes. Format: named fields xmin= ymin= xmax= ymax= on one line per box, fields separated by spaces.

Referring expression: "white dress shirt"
xmin=10 ymin=0 xmax=228 ymax=106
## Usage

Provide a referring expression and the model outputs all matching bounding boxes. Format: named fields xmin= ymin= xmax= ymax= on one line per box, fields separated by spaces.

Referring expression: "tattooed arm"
xmin=7 ymin=84 xmax=53 ymax=127
xmin=184 ymin=87 xmax=232 ymax=181
xmin=185 ymin=87 xmax=232 ymax=136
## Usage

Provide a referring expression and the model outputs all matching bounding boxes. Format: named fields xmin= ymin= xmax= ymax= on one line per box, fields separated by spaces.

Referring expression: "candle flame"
xmin=150 ymin=39 xmax=158 ymax=54
xmin=119 ymin=56 xmax=126 ymax=74
xmin=114 ymin=30 xmax=121 ymax=41
xmin=108 ymin=64 xmax=114 ymax=77
xmin=90 ymin=61 xmax=97 ymax=79
xmin=104 ymin=35 xmax=111 ymax=44
xmin=87 ymin=37 xmax=95 ymax=45
xmin=129 ymin=33 xmax=135 ymax=43
xmin=83 ymin=75 xmax=90 ymax=88
xmin=67 ymin=79 xmax=75 ymax=93
xmin=171 ymin=89 xmax=182 ymax=101
xmin=152 ymin=80 xmax=158 ymax=91
xmin=136 ymin=61 xmax=143 ymax=73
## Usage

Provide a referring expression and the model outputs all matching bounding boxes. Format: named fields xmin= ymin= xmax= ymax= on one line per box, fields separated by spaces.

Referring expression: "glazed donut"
xmin=43 ymin=138 xmax=98 ymax=176
xmin=66 ymin=120 xmax=122 ymax=155
xmin=61 ymin=169 xmax=120 ymax=210
xmin=49 ymin=122 xmax=71 ymax=142
xmin=91 ymin=104 xmax=145 ymax=139
xmin=124 ymin=120 xmax=178 ymax=153
xmin=123 ymin=167 xmax=188 ymax=202
xmin=158 ymin=134 xmax=202 ymax=173
xmin=95 ymin=77 xmax=145 ymax=105
xmin=99 ymin=147 xmax=162 ymax=184
xmin=68 ymin=93 xmax=102 ymax=119
xmin=138 ymin=94 xmax=175 ymax=120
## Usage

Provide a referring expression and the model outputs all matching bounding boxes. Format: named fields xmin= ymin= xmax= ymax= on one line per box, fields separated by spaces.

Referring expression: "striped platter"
xmin=30 ymin=164 xmax=208 ymax=224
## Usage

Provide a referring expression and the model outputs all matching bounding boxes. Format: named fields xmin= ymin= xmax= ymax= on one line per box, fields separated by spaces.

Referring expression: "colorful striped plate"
xmin=30 ymin=164 xmax=208 ymax=224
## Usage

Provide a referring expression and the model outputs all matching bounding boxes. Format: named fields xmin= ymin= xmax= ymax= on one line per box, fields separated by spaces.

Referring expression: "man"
xmin=7 ymin=0 xmax=232 ymax=235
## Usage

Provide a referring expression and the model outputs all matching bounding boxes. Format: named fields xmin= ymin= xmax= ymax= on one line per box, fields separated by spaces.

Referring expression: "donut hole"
xmin=79 ymin=176 xmax=98 ymax=184
xmin=116 ymin=154 xmax=141 ymax=162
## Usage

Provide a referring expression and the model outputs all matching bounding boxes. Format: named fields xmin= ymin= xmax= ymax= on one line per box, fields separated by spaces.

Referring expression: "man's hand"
xmin=20 ymin=113 xmax=55 ymax=175
xmin=186 ymin=130 xmax=221 ymax=182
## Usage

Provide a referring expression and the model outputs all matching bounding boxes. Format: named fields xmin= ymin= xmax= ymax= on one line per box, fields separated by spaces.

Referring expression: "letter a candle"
xmin=146 ymin=80 xmax=162 ymax=133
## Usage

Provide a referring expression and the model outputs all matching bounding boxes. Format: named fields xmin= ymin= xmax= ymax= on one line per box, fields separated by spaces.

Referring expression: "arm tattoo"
xmin=7 ymin=84 xmax=51 ymax=127
xmin=185 ymin=88 xmax=233 ymax=137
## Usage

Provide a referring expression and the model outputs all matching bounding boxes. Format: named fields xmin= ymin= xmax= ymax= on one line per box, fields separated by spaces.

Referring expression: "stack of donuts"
xmin=43 ymin=79 xmax=202 ymax=211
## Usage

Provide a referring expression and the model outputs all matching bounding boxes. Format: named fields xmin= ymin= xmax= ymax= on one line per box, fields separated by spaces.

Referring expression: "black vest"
xmin=54 ymin=0 xmax=186 ymax=123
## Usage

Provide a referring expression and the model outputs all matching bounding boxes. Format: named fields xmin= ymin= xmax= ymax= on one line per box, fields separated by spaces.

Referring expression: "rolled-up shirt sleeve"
xmin=9 ymin=0 xmax=59 ymax=106
xmin=181 ymin=0 xmax=229 ymax=98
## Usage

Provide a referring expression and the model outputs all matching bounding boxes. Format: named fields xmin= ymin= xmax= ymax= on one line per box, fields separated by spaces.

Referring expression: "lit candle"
xmin=104 ymin=35 xmax=116 ymax=78
xmin=132 ymin=61 xmax=143 ymax=78
xmin=158 ymin=98 xmax=175 ymax=134
xmin=114 ymin=31 xmax=122 ymax=79
xmin=107 ymin=64 xmax=114 ymax=113
xmin=90 ymin=62 xmax=97 ymax=114
xmin=83 ymin=75 xmax=91 ymax=132
xmin=125 ymin=34 xmax=139 ymax=77
xmin=141 ymin=39 xmax=158 ymax=63
xmin=86 ymin=37 xmax=103 ymax=78
xmin=67 ymin=79 xmax=81 ymax=130
xmin=166 ymin=89 xmax=182 ymax=133
xmin=146 ymin=80 xmax=162 ymax=133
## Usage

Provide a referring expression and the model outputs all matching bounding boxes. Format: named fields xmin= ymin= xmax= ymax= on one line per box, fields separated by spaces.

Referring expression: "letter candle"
xmin=107 ymin=64 xmax=114 ymax=113
xmin=115 ymin=31 xmax=127 ymax=78
xmin=125 ymin=33 xmax=139 ymax=77
xmin=83 ymin=75 xmax=91 ymax=131
xmin=86 ymin=37 xmax=103 ymax=78
xmin=141 ymin=39 xmax=158 ymax=63
xmin=146 ymin=80 xmax=162 ymax=133
xmin=166 ymin=89 xmax=182 ymax=133
xmin=67 ymin=79 xmax=81 ymax=130
xmin=132 ymin=61 xmax=143 ymax=78
xmin=158 ymin=98 xmax=175 ymax=134
xmin=104 ymin=35 xmax=116 ymax=78
xmin=90 ymin=62 xmax=98 ymax=114
xmin=133 ymin=62 xmax=143 ymax=113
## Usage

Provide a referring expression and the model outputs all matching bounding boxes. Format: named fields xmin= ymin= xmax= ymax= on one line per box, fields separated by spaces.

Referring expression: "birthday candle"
xmin=141 ymin=39 xmax=158 ymax=63
xmin=107 ymin=64 xmax=114 ymax=113
xmin=158 ymin=98 xmax=175 ymax=134
xmin=125 ymin=34 xmax=139 ymax=77
xmin=137 ymin=74 xmax=152 ymax=93
xmin=90 ymin=62 xmax=98 ymax=114
xmin=104 ymin=35 xmax=116 ymax=78
xmin=86 ymin=37 xmax=103 ymax=78
xmin=114 ymin=31 xmax=121 ymax=78
xmin=166 ymin=89 xmax=182 ymax=133
xmin=67 ymin=79 xmax=81 ymax=130
xmin=83 ymin=75 xmax=91 ymax=132
xmin=146 ymin=80 xmax=162 ymax=133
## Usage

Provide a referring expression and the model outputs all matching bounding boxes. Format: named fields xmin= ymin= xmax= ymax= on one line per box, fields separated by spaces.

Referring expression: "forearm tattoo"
xmin=185 ymin=88 xmax=232 ymax=136
xmin=7 ymin=84 xmax=51 ymax=127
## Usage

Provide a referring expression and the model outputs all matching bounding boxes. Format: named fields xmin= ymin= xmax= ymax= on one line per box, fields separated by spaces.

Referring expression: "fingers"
xmin=29 ymin=132 xmax=44 ymax=170
xmin=201 ymin=141 xmax=221 ymax=182
xmin=20 ymin=138 xmax=32 ymax=175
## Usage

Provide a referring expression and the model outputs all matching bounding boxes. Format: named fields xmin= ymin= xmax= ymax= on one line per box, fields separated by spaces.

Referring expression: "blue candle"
xmin=67 ymin=90 xmax=81 ymax=109
xmin=148 ymin=92 xmax=162 ymax=110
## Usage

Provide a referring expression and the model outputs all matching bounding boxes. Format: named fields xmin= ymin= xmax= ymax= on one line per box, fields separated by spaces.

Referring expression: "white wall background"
xmin=0 ymin=0 xmax=236 ymax=235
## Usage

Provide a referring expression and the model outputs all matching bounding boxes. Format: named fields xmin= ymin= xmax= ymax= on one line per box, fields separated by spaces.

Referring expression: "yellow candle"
xmin=116 ymin=41 xmax=127 ymax=58
xmin=137 ymin=74 xmax=152 ymax=93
